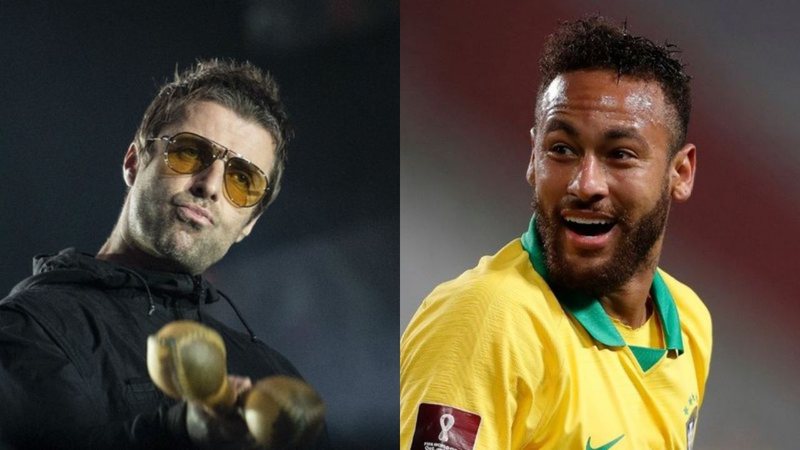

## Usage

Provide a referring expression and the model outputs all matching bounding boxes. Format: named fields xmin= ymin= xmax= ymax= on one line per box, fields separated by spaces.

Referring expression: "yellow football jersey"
xmin=401 ymin=218 xmax=712 ymax=449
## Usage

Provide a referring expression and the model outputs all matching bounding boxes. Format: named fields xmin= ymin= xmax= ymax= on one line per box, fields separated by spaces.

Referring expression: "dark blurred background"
xmin=0 ymin=1 xmax=398 ymax=448
xmin=401 ymin=1 xmax=800 ymax=448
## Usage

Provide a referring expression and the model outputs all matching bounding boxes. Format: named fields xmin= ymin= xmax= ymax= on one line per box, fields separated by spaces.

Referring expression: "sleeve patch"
xmin=410 ymin=403 xmax=481 ymax=450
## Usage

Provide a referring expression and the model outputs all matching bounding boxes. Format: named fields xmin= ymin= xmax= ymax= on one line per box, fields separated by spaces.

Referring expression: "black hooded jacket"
xmin=0 ymin=248 xmax=324 ymax=449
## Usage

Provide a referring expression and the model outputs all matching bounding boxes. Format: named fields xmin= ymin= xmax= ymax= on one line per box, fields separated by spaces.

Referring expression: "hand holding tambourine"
xmin=147 ymin=320 xmax=325 ymax=449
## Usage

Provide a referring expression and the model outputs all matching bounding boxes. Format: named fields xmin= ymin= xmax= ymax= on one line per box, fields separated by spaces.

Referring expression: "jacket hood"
xmin=10 ymin=248 xmax=220 ymax=305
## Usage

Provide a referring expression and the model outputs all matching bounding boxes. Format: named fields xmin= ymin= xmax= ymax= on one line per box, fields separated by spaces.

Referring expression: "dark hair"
xmin=535 ymin=16 xmax=691 ymax=153
xmin=134 ymin=59 xmax=292 ymax=212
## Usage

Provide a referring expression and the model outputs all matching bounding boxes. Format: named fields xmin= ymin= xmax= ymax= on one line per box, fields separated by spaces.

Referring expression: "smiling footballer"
xmin=400 ymin=17 xmax=711 ymax=450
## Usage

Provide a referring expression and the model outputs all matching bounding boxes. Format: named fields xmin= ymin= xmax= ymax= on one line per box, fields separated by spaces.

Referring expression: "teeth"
xmin=565 ymin=217 xmax=612 ymax=225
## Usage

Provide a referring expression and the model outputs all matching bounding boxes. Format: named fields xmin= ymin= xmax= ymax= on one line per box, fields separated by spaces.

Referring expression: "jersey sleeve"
xmin=400 ymin=272 xmax=563 ymax=449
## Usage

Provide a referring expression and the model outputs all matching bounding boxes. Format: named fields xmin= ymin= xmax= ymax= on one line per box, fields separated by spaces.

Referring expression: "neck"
xmin=599 ymin=279 xmax=653 ymax=329
xmin=598 ymin=246 xmax=662 ymax=329
xmin=97 ymin=232 xmax=179 ymax=274
xmin=97 ymin=203 xmax=186 ymax=274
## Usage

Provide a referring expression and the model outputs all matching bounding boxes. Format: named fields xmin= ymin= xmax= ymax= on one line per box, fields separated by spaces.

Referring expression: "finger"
xmin=187 ymin=400 xmax=254 ymax=446
xmin=244 ymin=376 xmax=325 ymax=449
xmin=228 ymin=375 xmax=253 ymax=396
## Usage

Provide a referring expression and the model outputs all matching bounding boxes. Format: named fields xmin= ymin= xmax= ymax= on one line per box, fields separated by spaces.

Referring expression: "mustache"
xmin=171 ymin=194 xmax=216 ymax=218
xmin=560 ymin=197 xmax=612 ymax=212
xmin=529 ymin=187 xmax=630 ymax=225
xmin=557 ymin=197 xmax=623 ymax=220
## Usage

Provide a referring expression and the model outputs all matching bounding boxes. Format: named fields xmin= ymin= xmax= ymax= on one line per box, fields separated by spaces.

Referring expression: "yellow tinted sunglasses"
xmin=148 ymin=132 xmax=269 ymax=208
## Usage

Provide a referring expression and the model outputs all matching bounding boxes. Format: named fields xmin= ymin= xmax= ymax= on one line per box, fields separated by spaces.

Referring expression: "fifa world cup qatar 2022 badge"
xmin=411 ymin=403 xmax=481 ymax=450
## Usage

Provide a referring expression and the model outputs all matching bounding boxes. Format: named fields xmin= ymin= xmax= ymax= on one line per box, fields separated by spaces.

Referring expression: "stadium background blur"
xmin=401 ymin=1 xmax=799 ymax=448
xmin=0 ymin=1 xmax=397 ymax=448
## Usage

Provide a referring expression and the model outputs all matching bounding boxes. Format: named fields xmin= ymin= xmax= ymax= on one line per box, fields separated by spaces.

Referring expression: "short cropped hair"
xmin=535 ymin=16 xmax=691 ymax=153
xmin=134 ymin=59 xmax=292 ymax=212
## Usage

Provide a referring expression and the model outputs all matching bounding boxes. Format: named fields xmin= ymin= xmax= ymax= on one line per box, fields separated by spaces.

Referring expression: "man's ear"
xmin=235 ymin=211 xmax=263 ymax=243
xmin=670 ymin=143 xmax=696 ymax=202
xmin=526 ymin=127 xmax=537 ymax=186
xmin=123 ymin=143 xmax=140 ymax=187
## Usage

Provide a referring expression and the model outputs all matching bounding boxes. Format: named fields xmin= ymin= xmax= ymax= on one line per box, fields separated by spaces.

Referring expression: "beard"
xmin=150 ymin=215 xmax=227 ymax=274
xmin=129 ymin=187 xmax=231 ymax=275
xmin=532 ymin=184 xmax=671 ymax=297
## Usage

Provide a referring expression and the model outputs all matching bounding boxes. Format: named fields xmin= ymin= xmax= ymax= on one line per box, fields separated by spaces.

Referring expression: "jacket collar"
xmin=13 ymin=248 xmax=220 ymax=305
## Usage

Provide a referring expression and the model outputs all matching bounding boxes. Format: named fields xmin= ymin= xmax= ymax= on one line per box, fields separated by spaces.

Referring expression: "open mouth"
xmin=562 ymin=217 xmax=616 ymax=236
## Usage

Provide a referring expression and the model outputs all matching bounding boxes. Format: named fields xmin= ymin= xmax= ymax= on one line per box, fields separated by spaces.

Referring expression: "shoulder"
xmin=0 ymin=288 xmax=54 ymax=342
xmin=0 ymin=282 xmax=117 ymax=344
xmin=401 ymin=239 xmax=569 ymax=390
xmin=401 ymin=240 xmax=569 ymax=447
xmin=0 ymin=284 xmax=82 ymax=334
xmin=403 ymin=239 xmax=565 ymax=358
xmin=2 ymin=281 xmax=106 ymax=317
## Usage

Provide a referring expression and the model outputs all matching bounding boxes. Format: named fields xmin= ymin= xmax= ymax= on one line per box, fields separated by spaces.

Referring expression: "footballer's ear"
xmin=235 ymin=211 xmax=262 ymax=243
xmin=123 ymin=143 xmax=140 ymax=187
xmin=526 ymin=127 xmax=537 ymax=186
xmin=670 ymin=143 xmax=696 ymax=202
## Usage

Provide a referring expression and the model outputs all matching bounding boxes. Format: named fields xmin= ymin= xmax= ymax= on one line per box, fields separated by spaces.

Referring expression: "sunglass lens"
xmin=225 ymin=158 xmax=268 ymax=207
xmin=166 ymin=135 xmax=212 ymax=173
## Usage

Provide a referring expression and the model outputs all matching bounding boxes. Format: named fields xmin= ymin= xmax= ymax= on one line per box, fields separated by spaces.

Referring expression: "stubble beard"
xmin=133 ymin=190 xmax=228 ymax=274
xmin=152 ymin=222 xmax=222 ymax=274
xmin=532 ymin=185 xmax=671 ymax=297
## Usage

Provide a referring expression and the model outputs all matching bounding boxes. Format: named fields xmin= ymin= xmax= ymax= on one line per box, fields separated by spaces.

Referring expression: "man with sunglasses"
xmin=0 ymin=60 xmax=327 ymax=449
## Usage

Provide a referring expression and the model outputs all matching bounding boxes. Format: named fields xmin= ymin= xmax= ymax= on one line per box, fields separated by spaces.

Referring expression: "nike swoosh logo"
xmin=586 ymin=434 xmax=624 ymax=450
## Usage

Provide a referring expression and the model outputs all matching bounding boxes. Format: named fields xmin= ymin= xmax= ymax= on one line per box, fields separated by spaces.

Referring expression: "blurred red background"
xmin=401 ymin=1 xmax=800 ymax=448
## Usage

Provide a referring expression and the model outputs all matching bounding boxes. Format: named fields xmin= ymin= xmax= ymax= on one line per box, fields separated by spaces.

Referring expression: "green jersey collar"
xmin=521 ymin=215 xmax=684 ymax=354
